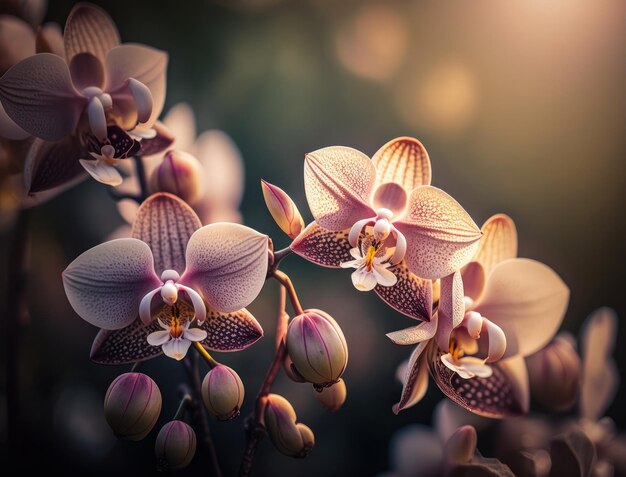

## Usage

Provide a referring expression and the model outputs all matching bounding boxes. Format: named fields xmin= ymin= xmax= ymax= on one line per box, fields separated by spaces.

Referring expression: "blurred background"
xmin=1 ymin=0 xmax=625 ymax=475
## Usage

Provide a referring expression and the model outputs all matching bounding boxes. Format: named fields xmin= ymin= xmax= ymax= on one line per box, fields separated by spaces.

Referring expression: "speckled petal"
xmin=375 ymin=261 xmax=433 ymax=321
xmin=371 ymin=137 xmax=432 ymax=193
xmin=395 ymin=186 xmax=481 ymax=279
xmin=131 ymin=193 xmax=202 ymax=274
xmin=63 ymin=3 xmax=120 ymax=63
xmin=63 ymin=238 xmax=162 ymax=330
xmin=181 ymin=223 xmax=269 ymax=313
xmin=386 ymin=318 xmax=438 ymax=345
xmin=304 ymin=146 xmax=376 ymax=230
xmin=199 ymin=307 xmax=264 ymax=352
xmin=473 ymin=214 xmax=518 ymax=276
xmin=393 ymin=341 xmax=430 ymax=414
xmin=291 ymin=222 xmax=353 ymax=268
xmin=90 ymin=319 xmax=163 ymax=364
xmin=473 ymin=258 xmax=569 ymax=359
xmin=436 ymin=271 xmax=465 ymax=351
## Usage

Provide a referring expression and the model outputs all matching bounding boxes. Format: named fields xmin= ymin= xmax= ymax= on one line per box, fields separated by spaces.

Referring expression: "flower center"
xmin=449 ymin=338 xmax=465 ymax=362
xmin=364 ymin=245 xmax=378 ymax=271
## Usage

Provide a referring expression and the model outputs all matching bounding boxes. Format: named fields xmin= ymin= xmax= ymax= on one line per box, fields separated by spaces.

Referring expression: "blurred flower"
xmin=526 ymin=332 xmax=581 ymax=411
xmin=103 ymin=372 xmax=162 ymax=441
xmin=261 ymin=179 xmax=305 ymax=238
xmin=201 ymin=364 xmax=245 ymax=420
xmin=390 ymin=214 xmax=569 ymax=416
xmin=148 ymin=150 xmax=204 ymax=204
xmin=264 ymin=394 xmax=315 ymax=458
xmin=293 ymin=136 xmax=480 ymax=321
xmin=64 ymin=193 xmax=266 ymax=363
xmin=334 ymin=4 xmax=408 ymax=82
xmin=286 ymin=309 xmax=348 ymax=388
xmin=155 ymin=420 xmax=196 ymax=471
xmin=314 ymin=378 xmax=347 ymax=412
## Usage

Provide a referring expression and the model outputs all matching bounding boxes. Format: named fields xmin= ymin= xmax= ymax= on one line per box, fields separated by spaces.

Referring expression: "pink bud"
xmin=286 ymin=309 xmax=348 ymax=388
xmin=155 ymin=420 xmax=197 ymax=471
xmin=526 ymin=333 xmax=581 ymax=411
xmin=314 ymin=378 xmax=347 ymax=412
xmin=264 ymin=394 xmax=315 ymax=458
xmin=201 ymin=365 xmax=245 ymax=420
xmin=444 ymin=425 xmax=477 ymax=465
xmin=104 ymin=372 xmax=162 ymax=441
xmin=149 ymin=150 xmax=203 ymax=204
xmin=283 ymin=353 xmax=307 ymax=383
xmin=261 ymin=180 xmax=305 ymax=239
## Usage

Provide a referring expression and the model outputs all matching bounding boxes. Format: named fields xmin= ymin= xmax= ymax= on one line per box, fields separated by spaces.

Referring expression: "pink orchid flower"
xmin=390 ymin=214 xmax=570 ymax=417
xmin=63 ymin=193 xmax=268 ymax=362
xmin=0 ymin=3 xmax=167 ymax=186
xmin=292 ymin=137 xmax=481 ymax=322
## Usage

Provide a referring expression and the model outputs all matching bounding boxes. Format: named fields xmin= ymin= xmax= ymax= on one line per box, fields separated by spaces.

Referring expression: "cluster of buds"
xmin=314 ymin=378 xmax=347 ymax=412
xmin=201 ymin=364 xmax=245 ymax=420
xmin=264 ymin=394 xmax=315 ymax=458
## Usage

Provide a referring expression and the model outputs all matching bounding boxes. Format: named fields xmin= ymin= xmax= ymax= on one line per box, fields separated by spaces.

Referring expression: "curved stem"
xmin=271 ymin=270 xmax=304 ymax=315
xmin=107 ymin=187 xmax=142 ymax=204
xmin=173 ymin=393 xmax=192 ymax=421
xmin=193 ymin=341 xmax=220 ymax=368
xmin=134 ymin=155 xmax=149 ymax=202
xmin=270 ymin=246 xmax=293 ymax=273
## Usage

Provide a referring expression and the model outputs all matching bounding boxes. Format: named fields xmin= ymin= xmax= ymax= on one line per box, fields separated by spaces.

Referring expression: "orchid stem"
xmin=271 ymin=270 xmax=304 ymax=315
xmin=129 ymin=361 xmax=140 ymax=373
xmin=193 ymin=342 xmax=220 ymax=368
xmin=106 ymin=187 xmax=142 ymax=204
xmin=183 ymin=353 xmax=223 ymax=477
xmin=238 ymin=284 xmax=290 ymax=477
xmin=173 ymin=393 xmax=192 ymax=421
xmin=270 ymin=246 xmax=293 ymax=272
xmin=134 ymin=155 xmax=149 ymax=202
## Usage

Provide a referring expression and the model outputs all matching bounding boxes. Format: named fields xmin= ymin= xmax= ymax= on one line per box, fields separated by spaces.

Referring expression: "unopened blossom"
xmin=264 ymin=394 xmax=315 ymax=458
xmin=314 ymin=378 xmax=347 ymax=412
xmin=64 ymin=193 xmax=267 ymax=362
xmin=155 ymin=421 xmax=196 ymax=471
xmin=389 ymin=214 xmax=569 ymax=416
xmin=292 ymin=137 xmax=480 ymax=321
xmin=261 ymin=179 xmax=305 ymax=239
xmin=148 ymin=149 xmax=204 ymax=204
xmin=201 ymin=365 xmax=245 ymax=420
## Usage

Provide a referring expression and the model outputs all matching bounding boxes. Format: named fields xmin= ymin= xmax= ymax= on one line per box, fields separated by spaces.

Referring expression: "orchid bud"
xmin=149 ymin=150 xmax=203 ymax=204
xmin=104 ymin=372 xmax=162 ymax=441
xmin=283 ymin=353 xmax=307 ymax=383
xmin=444 ymin=425 xmax=477 ymax=465
xmin=155 ymin=420 xmax=196 ymax=471
xmin=286 ymin=309 xmax=348 ymax=388
xmin=201 ymin=365 xmax=245 ymax=420
xmin=526 ymin=333 xmax=581 ymax=411
xmin=264 ymin=394 xmax=315 ymax=458
xmin=261 ymin=179 xmax=305 ymax=239
xmin=314 ymin=378 xmax=347 ymax=412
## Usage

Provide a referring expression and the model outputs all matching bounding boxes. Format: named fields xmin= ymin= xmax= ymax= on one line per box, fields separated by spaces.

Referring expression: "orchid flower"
xmin=292 ymin=137 xmax=481 ymax=321
xmin=0 ymin=3 xmax=168 ymax=186
xmin=390 ymin=214 xmax=570 ymax=416
xmin=63 ymin=193 xmax=268 ymax=362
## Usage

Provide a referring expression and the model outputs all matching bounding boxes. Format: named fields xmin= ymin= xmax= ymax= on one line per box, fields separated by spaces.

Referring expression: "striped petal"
xmin=291 ymin=222 xmax=352 ymax=268
xmin=473 ymin=214 xmax=518 ymax=276
xmin=199 ymin=307 xmax=264 ymax=352
xmin=63 ymin=3 xmax=120 ymax=63
xmin=375 ymin=261 xmax=433 ymax=321
xmin=372 ymin=137 xmax=432 ymax=193
xmin=181 ymin=223 xmax=269 ymax=313
xmin=63 ymin=238 xmax=162 ymax=330
xmin=395 ymin=186 xmax=481 ymax=279
xmin=304 ymin=145 xmax=376 ymax=230
xmin=90 ymin=319 xmax=163 ymax=365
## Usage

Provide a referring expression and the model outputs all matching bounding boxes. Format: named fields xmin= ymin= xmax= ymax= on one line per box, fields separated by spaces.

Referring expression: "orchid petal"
xmin=199 ymin=307 xmax=264 ymax=351
xmin=146 ymin=329 xmax=171 ymax=346
xmin=0 ymin=53 xmax=84 ymax=140
xmin=304 ymin=145 xmax=376 ymax=230
xmin=79 ymin=158 xmax=122 ymax=186
xmin=131 ymin=192 xmax=202 ymax=274
xmin=127 ymin=78 xmax=153 ymax=124
xmin=182 ymin=327 xmax=207 ymax=342
xmin=69 ymin=52 xmax=105 ymax=90
xmin=177 ymin=284 xmax=207 ymax=324
xmin=580 ymin=307 xmax=618 ymax=421
xmin=436 ymin=271 xmax=465 ymax=351
xmin=162 ymin=339 xmax=192 ymax=361
xmin=386 ymin=319 xmax=438 ymax=345
xmin=163 ymin=103 xmax=196 ymax=150
xmin=464 ymin=311 xmax=483 ymax=339
xmin=372 ymin=264 xmax=398 ymax=287
xmin=339 ymin=259 xmax=360 ymax=269
xmin=483 ymin=318 xmax=506 ymax=363
xmin=351 ymin=268 xmax=377 ymax=291
xmin=139 ymin=287 xmax=161 ymax=326
xmin=291 ymin=222 xmax=353 ymax=268
xmin=181 ymin=223 xmax=269 ymax=312
xmin=390 ymin=227 xmax=407 ymax=265
xmin=90 ymin=318 xmax=163 ymax=364
xmin=347 ymin=216 xmax=375 ymax=247
xmin=395 ymin=186 xmax=481 ymax=279
xmin=393 ymin=341 xmax=430 ymax=414
xmin=375 ymin=262 xmax=433 ymax=321
xmin=86 ymin=97 xmax=107 ymax=140
xmin=474 ymin=213 xmax=518 ymax=275
xmin=135 ymin=120 xmax=175 ymax=157
xmin=0 ymin=15 xmax=35 ymax=74
xmin=372 ymin=137 xmax=432 ymax=193
xmin=63 ymin=238 xmax=162 ymax=330
xmin=461 ymin=261 xmax=486 ymax=302
xmin=0 ymin=101 xmax=29 ymax=139
xmin=372 ymin=182 xmax=408 ymax=216
xmin=63 ymin=3 xmax=120 ymax=63
xmin=105 ymin=44 xmax=167 ymax=128
xmin=441 ymin=354 xmax=492 ymax=379
xmin=474 ymin=258 xmax=569 ymax=359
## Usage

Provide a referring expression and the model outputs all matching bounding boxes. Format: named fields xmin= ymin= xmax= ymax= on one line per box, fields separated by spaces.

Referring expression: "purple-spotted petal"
xmin=63 ymin=238 xmax=162 ymax=330
xmin=386 ymin=318 xmax=438 ymax=345
xmin=90 ymin=319 xmax=163 ymax=365
xmin=395 ymin=186 xmax=481 ymax=279
xmin=0 ymin=53 xmax=85 ymax=141
xmin=136 ymin=120 xmax=175 ymax=157
xmin=181 ymin=223 xmax=269 ymax=313
xmin=131 ymin=193 xmax=202 ymax=274
xmin=474 ymin=214 xmax=518 ymax=276
xmin=63 ymin=3 xmax=120 ymax=63
xmin=371 ymin=137 xmax=432 ymax=193
xmin=375 ymin=261 xmax=433 ymax=321
xmin=473 ymin=258 xmax=569 ymax=359
xmin=304 ymin=145 xmax=376 ymax=230
xmin=291 ymin=222 xmax=353 ymax=268
xmin=436 ymin=271 xmax=465 ymax=351
xmin=162 ymin=339 xmax=192 ymax=361
xmin=393 ymin=341 xmax=430 ymax=414
xmin=199 ymin=307 xmax=264 ymax=352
